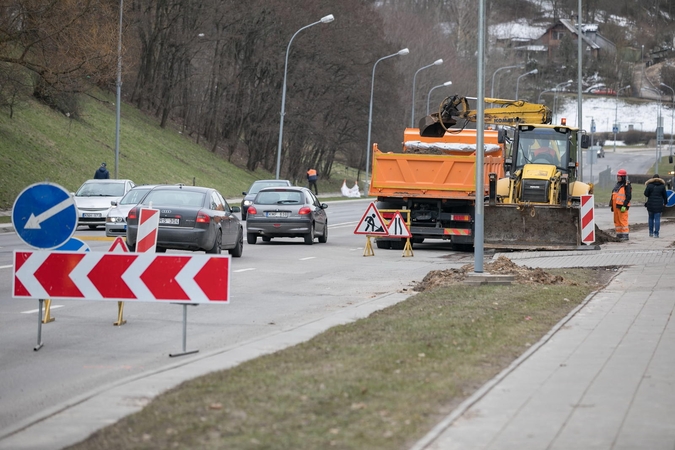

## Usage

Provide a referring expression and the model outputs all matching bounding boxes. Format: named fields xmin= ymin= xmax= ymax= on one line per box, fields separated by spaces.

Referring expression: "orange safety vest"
xmin=612 ymin=184 xmax=630 ymax=234
xmin=307 ymin=169 xmax=317 ymax=178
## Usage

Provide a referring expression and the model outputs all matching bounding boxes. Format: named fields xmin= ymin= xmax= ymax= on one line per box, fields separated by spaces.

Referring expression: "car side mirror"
xmin=110 ymin=200 xmax=117 ymax=206
xmin=670 ymin=156 xmax=673 ymax=164
xmin=231 ymin=206 xmax=241 ymax=213
xmin=321 ymin=203 xmax=328 ymax=209
xmin=242 ymin=191 xmax=247 ymax=195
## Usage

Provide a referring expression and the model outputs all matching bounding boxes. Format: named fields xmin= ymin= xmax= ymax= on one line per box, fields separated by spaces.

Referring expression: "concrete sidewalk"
xmin=412 ymin=211 xmax=675 ymax=450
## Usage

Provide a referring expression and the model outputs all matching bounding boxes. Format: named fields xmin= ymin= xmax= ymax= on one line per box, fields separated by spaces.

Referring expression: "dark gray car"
xmin=245 ymin=186 xmax=327 ymax=245
xmin=126 ymin=185 xmax=243 ymax=256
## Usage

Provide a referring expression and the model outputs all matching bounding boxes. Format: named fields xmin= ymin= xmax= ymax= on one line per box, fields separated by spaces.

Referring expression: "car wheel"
xmin=88 ymin=225 xmax=98 ymax=230
xmin=229 ymin=229 xmax=244 ymax=257
xmin=318 ymin=223 xmax=328 ymax=243
xmin=304 ymin=224 xmax=315 ymax=245
xmin=241 ymin=212 xmax=247 ymax=221
xmin=247 ymin=233 xmax=257 ymax=245
xmin=207 ymin=230 xmax=222 ymax=254
xmin=262 ymin=236 xmax=271 ymax=242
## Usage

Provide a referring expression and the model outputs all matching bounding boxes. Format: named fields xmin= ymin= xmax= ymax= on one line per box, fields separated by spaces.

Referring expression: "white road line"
xmin=21 ymin=305 xmax=65 ymax=314
xmin=233 ymin=268 xmax=256 ymax=273
xmin=0 ymin=264 xmax=12 ymax=270
xmin=300 ymin=257 xmax=316 ymax=261
xmin=330 ymin=221 xmax=358 ymax=229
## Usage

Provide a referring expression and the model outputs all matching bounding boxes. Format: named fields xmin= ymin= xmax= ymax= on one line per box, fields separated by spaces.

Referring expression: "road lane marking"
xmin=234 ymin=268 xmax=256 ymax=273
xmin=0 ymin=264 xmax=12 ymax=270
xmin=300 ymin=257 xmax=316 ymax=261
xmin=22 ymin=305 xmax=64 ymax=314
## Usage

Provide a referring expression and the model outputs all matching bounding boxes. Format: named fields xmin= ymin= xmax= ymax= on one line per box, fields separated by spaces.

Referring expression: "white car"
xmin=105 ymin=185 xmax=157 ymax=237
xmin=74 ymin=179 xmax=135 ymax=229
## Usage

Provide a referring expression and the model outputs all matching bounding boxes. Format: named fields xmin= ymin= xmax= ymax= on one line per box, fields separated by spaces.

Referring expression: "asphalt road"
xmin=0 ymin=198 xmax=471 ymax=435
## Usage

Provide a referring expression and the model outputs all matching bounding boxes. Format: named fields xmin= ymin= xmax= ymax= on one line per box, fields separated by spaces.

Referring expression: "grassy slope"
xmin=0 ymin=91 xmax=270 ymax=209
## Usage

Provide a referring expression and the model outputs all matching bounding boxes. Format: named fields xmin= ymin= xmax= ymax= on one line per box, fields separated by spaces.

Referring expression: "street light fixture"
xmin=489 ymin=64 xmax=524 ymax=99
xmin=660 ymin=83 xmax=674 ymax=159
xmin=426 ymin=81 xmax=452 ymax=115
xmin=365 ymin=48 xmax=409 ymax=190
xmin=411 ymin=59 xmax=443 ymax=127
xmin=613 ymin=85 xmax=631 ymax=153
xmin=275 ymin=14 xmax=335 ymax=180
xmin=515 ymin=69 xmax=538 ymax=100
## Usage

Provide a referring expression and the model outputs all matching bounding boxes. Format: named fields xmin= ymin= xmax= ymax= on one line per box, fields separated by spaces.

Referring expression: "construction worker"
xmin=611 ymin=168 xmax=632 ymax=240
xmin=306 ymin=168 xmax=318 ymax=195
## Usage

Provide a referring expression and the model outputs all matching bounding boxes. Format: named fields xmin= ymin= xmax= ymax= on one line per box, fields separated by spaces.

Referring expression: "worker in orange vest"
xmin=306 ymin=168 xmax=318 ymax=195
xmin=611 ymin=168 xmax=632 ymax=240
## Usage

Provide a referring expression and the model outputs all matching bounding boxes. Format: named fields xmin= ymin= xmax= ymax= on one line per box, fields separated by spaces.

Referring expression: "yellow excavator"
xmin=419 ymin=95 xmax=592 ymax=250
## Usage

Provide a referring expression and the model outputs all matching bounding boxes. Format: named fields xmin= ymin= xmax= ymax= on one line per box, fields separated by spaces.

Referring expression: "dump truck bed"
xmin=368 ymin=128 xmax=505 ymax=200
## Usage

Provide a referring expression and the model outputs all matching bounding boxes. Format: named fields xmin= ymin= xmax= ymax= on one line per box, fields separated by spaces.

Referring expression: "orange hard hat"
xmin=617 ymin=169 xmax=627 ymax=176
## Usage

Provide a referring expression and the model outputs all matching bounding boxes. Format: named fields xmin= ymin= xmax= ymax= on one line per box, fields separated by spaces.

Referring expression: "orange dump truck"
xmin=368 ymin=128 xmax=505 ymax=249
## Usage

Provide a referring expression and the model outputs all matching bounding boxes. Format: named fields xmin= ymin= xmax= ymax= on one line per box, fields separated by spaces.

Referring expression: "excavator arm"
xmin=419 ymin=95 xmax=552 ymax=137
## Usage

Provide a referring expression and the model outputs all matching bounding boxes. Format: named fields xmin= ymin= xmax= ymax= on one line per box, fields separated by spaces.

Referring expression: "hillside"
xmin=0 ymin=91 xmax=270 ymax=209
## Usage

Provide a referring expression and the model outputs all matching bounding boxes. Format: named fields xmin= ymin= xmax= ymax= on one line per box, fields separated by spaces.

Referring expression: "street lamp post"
xmin=489 ymin=64 xmax=524 ymax=99
xmin=426 ymin=81 xmax=452 ymax=115
xmin=660 ymin=83 xmax=674 ymax=158
xmin=644 ymin=87 xmax=663 ymax=173
xmin=613 ymin=85 xmax=631 ymax=153
xmin=275 ymin=14 xmax=335 ymax=180
xmin=366 ymin=48 xmax=409 ymax=190
xmin=552 ymin=79 xmax=573 ymax=124
xmin=411 ymin=59 xmax=443 ymax=127
xmin=515 ymin=69 xmax=538 ymax=99
xmin=114 ymin=0 xmax=123 ymax=179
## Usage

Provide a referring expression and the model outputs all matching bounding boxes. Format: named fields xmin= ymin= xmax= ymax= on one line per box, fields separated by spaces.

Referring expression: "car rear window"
xmin=250 ymin=181 xmax=290 ymax=194
xmin=142 ymin=190 xmax=205 ymax=207
xmin=256 ymin=190 xmax=302 ymax=205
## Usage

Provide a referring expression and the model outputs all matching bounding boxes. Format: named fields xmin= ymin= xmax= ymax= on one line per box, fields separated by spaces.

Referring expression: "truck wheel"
xmin=376 ymin=239 xmax=391 ymax=249
xmin=391 ymin=239 xmax=405 ymax=250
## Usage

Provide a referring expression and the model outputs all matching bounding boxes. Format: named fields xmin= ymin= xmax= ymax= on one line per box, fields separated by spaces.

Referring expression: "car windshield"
xmin=250 ymin=181 xmax=289 ymax=194
xmin=120 ymin=188 xmax=152 ymax=205
xmin=76 ymin=182 xmax=126 ymax=197
xmin=256 ymin=190 xmax=303 ymax=205
xmin=142 ymin=190 xmax=205 ymax=208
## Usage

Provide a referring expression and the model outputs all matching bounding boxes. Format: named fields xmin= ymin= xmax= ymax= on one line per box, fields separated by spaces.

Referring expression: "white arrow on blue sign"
xmin=12 ymin=182 xmax=78 ymax=249
xmin=667 ymin=190 xmax=675 ymax=208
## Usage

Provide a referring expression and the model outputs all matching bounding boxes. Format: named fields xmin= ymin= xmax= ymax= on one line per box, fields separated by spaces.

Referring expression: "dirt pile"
xmin=414 ymin=256 xmax=566 ymax=292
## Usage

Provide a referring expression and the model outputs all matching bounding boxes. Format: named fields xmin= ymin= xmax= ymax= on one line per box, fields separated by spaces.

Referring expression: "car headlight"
xmin=243 ymin=200 xmax=252 ymax=206
xmin=106 ymin=216 xmax=125 ymax=223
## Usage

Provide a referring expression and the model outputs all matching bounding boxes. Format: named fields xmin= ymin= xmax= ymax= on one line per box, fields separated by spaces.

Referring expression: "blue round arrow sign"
xmin=12 ymin=182 xmax=78 ymax=249
xmin=667 ymin=190 xmax=675 ymax=208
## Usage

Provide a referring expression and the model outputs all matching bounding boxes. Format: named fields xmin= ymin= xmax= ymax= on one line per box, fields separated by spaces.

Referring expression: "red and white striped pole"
xmin=580 ymin=194 xmax=595 ymax=245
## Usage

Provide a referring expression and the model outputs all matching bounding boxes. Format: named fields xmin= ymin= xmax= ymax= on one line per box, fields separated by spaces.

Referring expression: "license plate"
xmin=82 ymin=213 xmax=100 ymax=218
xmin=266 ymin=211 xmax=289 ymax=218
xmin=159 ymin=218 xmax=180 ymax=225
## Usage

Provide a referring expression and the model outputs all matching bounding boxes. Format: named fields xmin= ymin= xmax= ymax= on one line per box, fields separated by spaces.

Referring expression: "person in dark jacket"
xmin=644 ymin=174 xmax=668 ymax=238
xmin=94 ymin=162 xmax=110 ymax=179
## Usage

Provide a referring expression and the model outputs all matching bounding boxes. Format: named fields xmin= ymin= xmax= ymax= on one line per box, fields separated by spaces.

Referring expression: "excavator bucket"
xmin=483 ymin=204 xmax=582 ymax=250
xmin=418 ymin=113 xmax=456 ymax=137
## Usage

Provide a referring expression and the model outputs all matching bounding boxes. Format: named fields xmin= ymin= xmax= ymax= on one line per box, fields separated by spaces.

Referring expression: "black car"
xmin=241 ymin=179 xmax=292 ymax=220
xmin=246 ymin=186 xmax=328 ymax=245
xmin=126 ymin=185 xmax=243 ymax=256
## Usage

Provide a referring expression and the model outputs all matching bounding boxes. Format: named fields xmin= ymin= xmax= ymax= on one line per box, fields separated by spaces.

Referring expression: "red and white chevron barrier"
xmin=580 ymin=194 xmax=595 ymax=245
xmin=137 ymin=208 xmax=159 ymax=252
xmin=13 ymin=251 xmax=230 ymax=303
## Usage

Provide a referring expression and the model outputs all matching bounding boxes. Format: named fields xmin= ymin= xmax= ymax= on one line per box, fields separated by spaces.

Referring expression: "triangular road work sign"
xmin=386 ymin=211 xmax=412 ymax=238
xmin=354 ymin=203 xmax=389 ymax=235
xmin=108 ymin=236 xmax=129 ymax=253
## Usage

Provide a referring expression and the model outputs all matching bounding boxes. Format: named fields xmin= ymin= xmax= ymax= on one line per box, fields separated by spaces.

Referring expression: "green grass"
xmin=70 ymin=267 xmax=613 ymax=450
xmin=0 ymin=91 xmax=354 ymax=209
